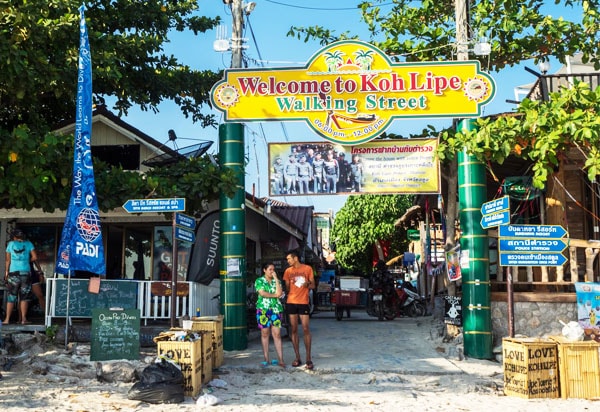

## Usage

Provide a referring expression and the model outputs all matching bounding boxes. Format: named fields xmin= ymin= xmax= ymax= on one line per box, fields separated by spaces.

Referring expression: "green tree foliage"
xmin=1 ymin=0 xmax=221 ymax=130
xmin=0 ymin=0 xmax=237 ymax=213
xmin=440 ymin=81 xmax=600 ymax=189
xmin=331 ymin=194 xmax=413 ymax=273
xmin=289 ymin=1 xmax=600 ymax=174
xmin=291 ymin=1 xmax=600 ymax=270
xmin=289 ymin=0 xmax=600 ymax=71
xmin=0 ymin=126 xmax=73 ymax=211
xmin=0 ymin=126 xmax=237 ymax=212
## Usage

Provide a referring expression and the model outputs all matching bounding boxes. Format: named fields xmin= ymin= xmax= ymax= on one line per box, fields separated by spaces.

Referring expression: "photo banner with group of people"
xmin=268 ymin=139 xmax=440 ymax=196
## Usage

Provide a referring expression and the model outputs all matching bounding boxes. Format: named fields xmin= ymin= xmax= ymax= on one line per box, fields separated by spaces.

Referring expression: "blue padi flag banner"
xmin=55 ymin=6 xmax=106 ymax=276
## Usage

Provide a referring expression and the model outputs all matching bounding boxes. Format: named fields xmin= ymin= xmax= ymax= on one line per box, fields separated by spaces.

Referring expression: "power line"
xmin=243 ymin=10 xmax=292 ymax=199
xmin=263 ymin=0 xmax=373 ymax=11
xmin=245 ymin=14 xmax=264 ymax=66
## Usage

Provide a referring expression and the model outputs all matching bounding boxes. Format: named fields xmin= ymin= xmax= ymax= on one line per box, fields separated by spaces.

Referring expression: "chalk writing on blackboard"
xmin=53 ymin=279 xmax=138 ymax=317
xmin=91 ymin=308 xmax=140 ymax=361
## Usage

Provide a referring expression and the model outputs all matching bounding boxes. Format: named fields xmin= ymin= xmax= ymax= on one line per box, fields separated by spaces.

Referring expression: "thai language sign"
xmin=268 ymin=139 xmax=439 ymax=196
xmin=210 ymin=40 xmax=495 ymax=145
xmin=498 ymin=224 xmax=568 ymax=267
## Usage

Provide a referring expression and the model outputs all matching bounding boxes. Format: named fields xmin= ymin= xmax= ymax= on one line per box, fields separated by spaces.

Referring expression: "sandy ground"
xmin=1 ymin=361 xmax=598 ymax=411
xmin=1 ymin=312 xmax=599 ymax=411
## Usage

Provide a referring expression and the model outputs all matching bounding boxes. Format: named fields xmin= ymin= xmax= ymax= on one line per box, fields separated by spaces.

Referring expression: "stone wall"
xmin=491 ymin=301 xmax=579 ymax=347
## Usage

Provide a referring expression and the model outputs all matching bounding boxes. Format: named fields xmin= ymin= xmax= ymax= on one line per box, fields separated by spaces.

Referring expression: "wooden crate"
xmin=502 ymin=337 xmax=560 ymax=399
xmin=161 ymin=328 xmax=214 ymax=384
xmin=198 ymin=331 xmax=213 ymax=384
xmin=156 ymin=339 xmax=203 ymax=397
xmin=549 ymin=336 xmax=600 ymax=399
xmin=190 ymin=316 xmax=224 ymax=369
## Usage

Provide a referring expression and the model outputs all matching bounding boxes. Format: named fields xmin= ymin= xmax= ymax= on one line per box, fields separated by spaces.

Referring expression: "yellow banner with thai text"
xmin=268 ymin=139 xmax=439 ymax=196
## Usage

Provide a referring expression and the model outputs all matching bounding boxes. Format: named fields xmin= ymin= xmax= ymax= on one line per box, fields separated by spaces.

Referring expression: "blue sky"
xmin=116 ymin=0 xmax=582 ymax=214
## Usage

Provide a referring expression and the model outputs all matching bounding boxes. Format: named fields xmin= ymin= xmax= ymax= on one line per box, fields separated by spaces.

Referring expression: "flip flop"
xmin=271 ymin=360 xmax=279 ymax=366
xmin=291 ymin=359 xmax=302 ymax=367
xmin=260 ymin=361 xmax=268 ymax=367
xmin=306 ymin=360 xmax=314 ymax=370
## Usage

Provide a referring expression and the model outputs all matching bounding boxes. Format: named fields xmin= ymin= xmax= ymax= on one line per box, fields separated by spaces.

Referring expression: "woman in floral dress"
xmin=255 ymin=262 xmax=285 ymax=367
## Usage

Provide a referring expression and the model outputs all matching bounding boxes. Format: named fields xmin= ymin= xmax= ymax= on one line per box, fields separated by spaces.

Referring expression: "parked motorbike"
xmin=396 ymin=280 xmax=427 ymax=318
xmin=366 ymin=268 xmax=426 ymax=320
xmin=366 ymin=287 xmax=385 ymax=321
xmin=366 ymin=266 xmax=397 ymax=321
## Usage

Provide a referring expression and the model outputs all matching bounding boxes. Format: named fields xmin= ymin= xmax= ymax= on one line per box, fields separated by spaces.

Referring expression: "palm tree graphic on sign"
xmin=354 ymin=49 xmax=374 ymax=71
xmin=324 ymin=51 xmax=345 ymax=72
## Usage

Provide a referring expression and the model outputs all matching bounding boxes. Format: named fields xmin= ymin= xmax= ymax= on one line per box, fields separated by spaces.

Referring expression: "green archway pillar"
xmin=457 ymin=119 xmax=492 ymax=359
xmin=219 ymin=123 xmax=247 ymax=350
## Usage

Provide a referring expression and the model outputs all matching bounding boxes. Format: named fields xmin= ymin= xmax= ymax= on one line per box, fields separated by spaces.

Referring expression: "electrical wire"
xmin=263 ymin=0 xmax=386 ymax=11
xmin=244 ymin=11 xmax=295 ymax=200
xmin=245 ymin=14 xmax=264 ymax=65
xmin=553 ymin=175 xmax=600 ymax=223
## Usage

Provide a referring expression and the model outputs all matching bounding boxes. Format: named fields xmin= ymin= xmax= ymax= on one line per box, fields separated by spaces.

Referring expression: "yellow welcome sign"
xmin=211 ymin=40 xmax=495 ymax=145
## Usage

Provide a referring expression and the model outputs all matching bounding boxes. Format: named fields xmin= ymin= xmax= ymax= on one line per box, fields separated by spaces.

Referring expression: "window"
xmin=92 ymin=145 xmax=140 ymax=170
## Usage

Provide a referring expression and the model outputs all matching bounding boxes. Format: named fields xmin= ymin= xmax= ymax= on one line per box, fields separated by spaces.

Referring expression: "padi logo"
xmin=76 ymin=241 xmax=99 ymax=258
xmin=76 ymin=207 xmax=101 ymax=242
xmin=75 ymin=207 xmax=101 ymax=258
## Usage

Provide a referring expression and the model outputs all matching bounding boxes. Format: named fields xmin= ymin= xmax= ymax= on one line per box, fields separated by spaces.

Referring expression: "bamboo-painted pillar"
xmin=219 ymin=123 xmax=247 ymax=350
xmin=457 ymin=118 xmax=492 ymax=359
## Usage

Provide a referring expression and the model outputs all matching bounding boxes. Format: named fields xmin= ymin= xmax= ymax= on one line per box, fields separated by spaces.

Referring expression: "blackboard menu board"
xmin=53 ymin=279 xmax=138 ymax=317
xmin=91 ymin=308 xmax=140 ymax=361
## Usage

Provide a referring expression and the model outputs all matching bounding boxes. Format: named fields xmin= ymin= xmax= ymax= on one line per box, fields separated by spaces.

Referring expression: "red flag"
xmin=372 ymin=239 xmax=391 ymax=267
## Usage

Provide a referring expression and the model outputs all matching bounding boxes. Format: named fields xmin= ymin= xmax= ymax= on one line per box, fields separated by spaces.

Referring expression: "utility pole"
xmin=455 ymin=0 xmax=492 ymax=359
xmin=455 ymin=0 xmax=469 ymax=62
xmin=231 ymin=0 xmax=244 ymax=69
xmin=219 ymin=0 xmax=247 ymax=350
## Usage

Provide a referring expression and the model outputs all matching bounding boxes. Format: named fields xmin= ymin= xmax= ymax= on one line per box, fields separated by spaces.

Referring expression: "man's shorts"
xmin=30 ymin=270 xmax=42 ymax=285
xmin=5 ymin=272 xmax=32 ymax=303
xmin=285 ymin=303 xmax=310 ymax=316
xmin=256 ymin=309 xmax=282 ymax=329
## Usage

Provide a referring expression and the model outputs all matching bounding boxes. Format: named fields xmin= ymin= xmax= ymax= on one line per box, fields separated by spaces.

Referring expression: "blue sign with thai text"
xmin=175 ymin=212 xmax=196 ymax=229
xmin=499 ymin=225 xmax=567 ymax=239
xmin=481 ymin=196 xmax=509 ymax=216
xmin=499 ymin=238 xmax=567 ymax=253
xmin=500 ymin=252 xmax=567 ymax=267
xmin=175 ymin=226 xmax=195 ymax=243
xmin=122 ymin=198 xmax=185 ymax=213
xmin=480 ymin=210 xmax=510 ymax=229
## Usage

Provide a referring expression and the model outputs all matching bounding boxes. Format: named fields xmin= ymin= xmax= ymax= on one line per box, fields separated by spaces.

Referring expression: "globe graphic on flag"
xmin=76 ymin=208 xmax=101 ymax=242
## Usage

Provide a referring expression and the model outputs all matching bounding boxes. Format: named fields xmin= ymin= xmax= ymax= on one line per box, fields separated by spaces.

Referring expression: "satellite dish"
xmin=142 ymin=130 xmax=214 ymax=167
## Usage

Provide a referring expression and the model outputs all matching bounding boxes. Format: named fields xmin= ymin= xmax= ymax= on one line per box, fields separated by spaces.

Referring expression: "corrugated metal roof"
xmin=271 ymin=204 xmax=314 ymax=237
xmin=254 ymin=197 xmax=313 ymax=237
xmin=245 ymin=195 xmax=313 ymax=237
